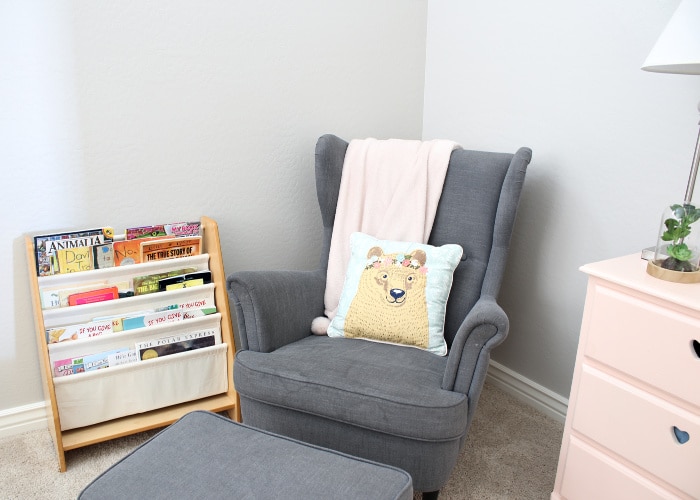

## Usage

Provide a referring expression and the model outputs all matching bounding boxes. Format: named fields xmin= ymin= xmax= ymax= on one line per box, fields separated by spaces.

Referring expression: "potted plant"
xmin=647 ymin=203 xmax=700 ymax=283
xmin=658 ymin=203 xmax=700 ymax=272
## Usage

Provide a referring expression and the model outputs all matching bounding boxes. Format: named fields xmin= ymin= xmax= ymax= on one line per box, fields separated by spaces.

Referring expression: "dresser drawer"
xmin=573 ymin=366 xmax=700 ymax=498
xmin=584 ymin=283 xmax=700 ymax=406
xmin=560 ymin=437 xmax=678 ymax=500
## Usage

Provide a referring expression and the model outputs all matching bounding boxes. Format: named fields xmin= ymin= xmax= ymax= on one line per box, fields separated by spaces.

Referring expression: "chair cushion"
xmin=234 ymin=336 xmax=469 ymax=442
xmin=79 ymin=411 xmax=413 ymax=500
xmin=327 ymin=232 xmax=462 ymax=355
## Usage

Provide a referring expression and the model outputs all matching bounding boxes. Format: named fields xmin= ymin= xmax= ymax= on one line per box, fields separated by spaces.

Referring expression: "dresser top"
xmin=580 ymin=253 xmax=700 ymax=312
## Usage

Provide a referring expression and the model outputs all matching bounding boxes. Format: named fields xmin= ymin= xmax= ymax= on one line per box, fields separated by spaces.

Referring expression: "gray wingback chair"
xmin=227 ymin=134 xmax=531 ymax=497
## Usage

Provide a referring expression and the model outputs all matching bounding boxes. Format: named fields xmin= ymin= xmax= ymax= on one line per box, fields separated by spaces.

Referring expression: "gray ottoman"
xmin=78 ymin=411 xmax=413 ymax=499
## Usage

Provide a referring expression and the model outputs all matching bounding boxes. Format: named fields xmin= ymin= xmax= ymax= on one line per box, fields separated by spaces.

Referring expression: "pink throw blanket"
xmin=314 ymin=138 xmax=460 ymax=333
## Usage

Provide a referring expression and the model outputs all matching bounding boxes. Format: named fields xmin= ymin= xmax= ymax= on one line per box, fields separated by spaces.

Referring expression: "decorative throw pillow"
xmin=327 ymin=232 xmax=463 ymax=356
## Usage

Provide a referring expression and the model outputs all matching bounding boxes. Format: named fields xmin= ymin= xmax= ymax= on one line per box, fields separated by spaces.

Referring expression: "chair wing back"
xmin=314 ymin=135 xmax=531 ymax=347
xmin=429 ymin=148 xmax=530 ymax=345
xmin=315 ymin=134 xmax=348 ymax=273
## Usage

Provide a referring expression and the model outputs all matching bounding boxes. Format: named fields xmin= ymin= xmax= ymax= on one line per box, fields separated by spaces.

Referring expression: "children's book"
xmin=92 ymin=243 xmax=115 ymax=270
xmin=177 ymin=295 xmax=215 ymax=311
xmin=136 ymin=329 xmax=217 ymax=360
xmin=140 ymin=237 xmax=202 ymax=263
xmin=113 ymin=236 xmax=175 ymax=266
xmin=126 ymin=221 xmax=201 ymax=240
xmin=53 ymin=358 xmax=74 ymax=377
xmin=132 ymin=267 xmax=198 ymax=295
xmin=34 ymin=227 xmax=114 ymax=276
xmin=82 ymin=348 xmax=128 ymax=372
xmin=56 ymin=246 xmax=94 ymax=274
xmin=108 ymin=349 xmax=139 ymax=367
xmin=71 ymin=356 xmax=85 ymax=375
xmin=46 ymin=319 xmax=113 ymax=344
xmin=158 ymin=271 xmax=211 ymax=291
xmin=122 ymin=309 xmax=184 ymax=331
xmin=182 ymin=307 xmax=217 ymax=319
xmin=67 ymin=286 xmax=119 ymax=306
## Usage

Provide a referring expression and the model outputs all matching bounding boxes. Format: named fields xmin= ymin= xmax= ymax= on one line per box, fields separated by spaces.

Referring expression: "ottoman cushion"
xmin=78 ymin=411 xmax=413 ymax=499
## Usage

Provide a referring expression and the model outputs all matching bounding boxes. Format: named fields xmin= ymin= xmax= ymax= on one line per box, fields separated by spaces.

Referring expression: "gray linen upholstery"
xmin=79 ymin=411 xmax=413 ymax=500
xmin=228 ymin=134 xmax=531 ymax=494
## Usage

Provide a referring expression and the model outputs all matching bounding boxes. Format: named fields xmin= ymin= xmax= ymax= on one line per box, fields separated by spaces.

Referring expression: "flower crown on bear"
xmin=365 ymin=253 xmax=428 ymax=273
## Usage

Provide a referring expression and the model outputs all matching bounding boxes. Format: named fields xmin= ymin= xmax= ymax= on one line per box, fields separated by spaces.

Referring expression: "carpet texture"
xmin=0 ymin=382 xmax=563 ymax=499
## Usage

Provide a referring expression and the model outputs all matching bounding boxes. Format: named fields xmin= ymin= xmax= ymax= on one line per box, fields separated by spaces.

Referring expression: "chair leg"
xmin=422 ymin=491 xmax=439 ymax=500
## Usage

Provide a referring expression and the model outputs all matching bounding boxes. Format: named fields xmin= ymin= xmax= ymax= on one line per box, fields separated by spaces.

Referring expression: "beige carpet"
xmin=0 ymin=382 xmax=563 ymax=499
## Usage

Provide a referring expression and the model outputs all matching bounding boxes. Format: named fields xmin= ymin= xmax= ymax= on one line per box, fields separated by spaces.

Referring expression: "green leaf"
xmin=688 ymin=209 xmax=700 ymax=224
xmin=662 ymin=218 xmax=680 ymax=241
xmin=671 ymin=204 xmax=686 ymax=218
xmin=668 ymin=243 xmax=692 ymax=261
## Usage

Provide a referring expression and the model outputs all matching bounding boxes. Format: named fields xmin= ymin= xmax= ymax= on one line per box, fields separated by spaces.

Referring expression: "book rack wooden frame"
xmin=25 ymin=216 xmax=240 ymax=472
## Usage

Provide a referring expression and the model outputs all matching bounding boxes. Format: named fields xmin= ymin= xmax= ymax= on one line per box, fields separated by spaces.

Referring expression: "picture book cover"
xmin=46 ymin=319 xmax=114 ymax=344
xmin=56 ymin=246 xmax=94 ymax=274
xmin=136 ymin=329 xmax=216 ymax=360
xmin=132 ymin=267 xmax=198 ymax=295
xmin=122 ymin=309 xmax=183 ymax=331
xmin=67 ymin=286 xmax=119 ymax=307
xmin=71 ymin=356 xmax=85 ymax=375
xmin=182 ymin=307 xmax=217 ymax=319
xmin=34 ymin=227 xmax=114 ymax=277
xmin=113 ymin=236 xmax=174 ymax=266
xmin=126 ymin=221 xmax=201 ymax=240
xmin=53 ymin=358 xmax=74 ymax=377
xmin=91 ymin=313 xmax=140 ymax=333
xmin=158 ymin=271 xmax=212 ymax=291
xmin=108 ymin=349 xmax=139 ymax=367
xmin=93 ymin=243 xmax=115 ymax=270
xmin=83 ymin=348 xmax=128 ymax=372
xmin=140 ymin=236 xmax=202 ymax=263
xmin=177 ymin=295 xmax=215 ymax=311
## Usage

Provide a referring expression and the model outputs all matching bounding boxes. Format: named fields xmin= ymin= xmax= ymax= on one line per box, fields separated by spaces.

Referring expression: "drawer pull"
xmin=673 ymin=426 xmax=690 ymax=444
xmin=693 ymin=339 xmax=700 ymax=358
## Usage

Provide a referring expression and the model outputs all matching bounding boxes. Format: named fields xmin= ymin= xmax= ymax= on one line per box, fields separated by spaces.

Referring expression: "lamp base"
xmin=646 ymin=260 xmax=700 ymax=283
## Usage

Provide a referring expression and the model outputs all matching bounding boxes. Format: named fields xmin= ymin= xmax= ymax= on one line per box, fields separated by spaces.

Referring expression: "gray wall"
xmin=424 ymin=0 xmax=695 ymax=397
xmin=1 ymin=1 xmax=427 ymax=412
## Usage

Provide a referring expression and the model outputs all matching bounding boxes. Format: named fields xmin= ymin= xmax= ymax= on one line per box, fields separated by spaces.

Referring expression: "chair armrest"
xmin=442 ymin=297 xmax=509 ymax=395
xmin=227 ymin=269 xmax=326 ymax=353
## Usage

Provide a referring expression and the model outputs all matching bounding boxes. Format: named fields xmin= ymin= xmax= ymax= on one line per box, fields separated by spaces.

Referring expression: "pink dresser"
xmin=551 ymin=254 xmax=700 ymax=499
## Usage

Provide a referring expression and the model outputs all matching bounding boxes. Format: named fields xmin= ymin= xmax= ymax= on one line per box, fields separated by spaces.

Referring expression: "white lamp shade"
xmin=642 ymin=0 xmax=700 ymax=74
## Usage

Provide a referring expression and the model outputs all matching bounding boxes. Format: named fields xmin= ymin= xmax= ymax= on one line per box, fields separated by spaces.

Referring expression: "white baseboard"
xmin=487 ymin=360 xmax=568 ymax=423
xmin=0 ymin=401 xmax=48 ymax=439
xmin=0 ymin=363 xmax=568 ymax=438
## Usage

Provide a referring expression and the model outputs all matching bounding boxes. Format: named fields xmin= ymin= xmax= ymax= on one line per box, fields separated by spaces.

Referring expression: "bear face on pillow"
xmin=344 ymin=246 xmax=430 ymax=348
xmin=328 ymin=232 xmax=463 ymax=355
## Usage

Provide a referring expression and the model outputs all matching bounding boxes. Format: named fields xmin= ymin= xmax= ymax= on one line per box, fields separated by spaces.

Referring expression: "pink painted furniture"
xmin=551 ymin=254 xmax=700 ymax=499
